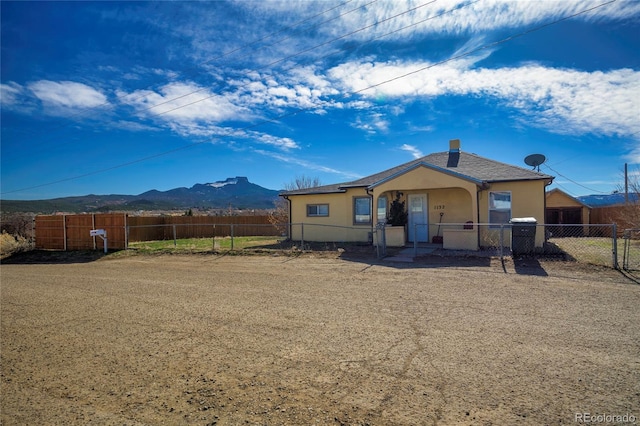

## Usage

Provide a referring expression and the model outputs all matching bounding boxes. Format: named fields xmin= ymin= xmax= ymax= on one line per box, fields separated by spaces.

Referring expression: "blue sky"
xmin=1 ymin=0 xmax=639 ymax=200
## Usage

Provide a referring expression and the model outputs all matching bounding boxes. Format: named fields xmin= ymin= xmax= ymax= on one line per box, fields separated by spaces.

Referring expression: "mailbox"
xmin=90 ymin=229 xmax=106 ymax=237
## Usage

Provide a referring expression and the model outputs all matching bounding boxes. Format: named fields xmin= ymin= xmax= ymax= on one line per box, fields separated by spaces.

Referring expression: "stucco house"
xmin=280 ymin=140 xmax=554 ymax=250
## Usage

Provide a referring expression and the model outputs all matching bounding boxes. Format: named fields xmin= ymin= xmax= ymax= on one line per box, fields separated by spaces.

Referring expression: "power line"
xmin=16 ymin=0 xmax=365 ymax=151
xmin=127 ymin=0 xmax=440 ymax=119
xmin=542 ymin=164 xmax=610 ymax=194
xmin=1 ymin=0 xmax=618 ymax=196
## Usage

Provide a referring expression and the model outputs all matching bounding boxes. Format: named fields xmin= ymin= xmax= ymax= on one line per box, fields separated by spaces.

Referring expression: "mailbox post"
xmin=90 ymin=229 xmax=107 ymax=253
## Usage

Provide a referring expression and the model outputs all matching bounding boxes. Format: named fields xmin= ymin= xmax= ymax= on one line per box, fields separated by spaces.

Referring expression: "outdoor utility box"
xmin=510 ymin=217 xmax=537 ymax=256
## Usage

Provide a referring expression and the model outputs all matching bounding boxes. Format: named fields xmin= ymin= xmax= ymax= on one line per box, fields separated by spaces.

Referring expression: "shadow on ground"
xmin=511 ymin=256 xmax=549 ymax=276
xmin=1 ymin=250 xmax=109 ymax=265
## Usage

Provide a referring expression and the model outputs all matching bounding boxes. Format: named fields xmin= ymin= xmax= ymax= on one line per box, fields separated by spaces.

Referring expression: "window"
xmin=489 ymin=191 xmax=511 ymax=226
xmin=307 ymin=204 xmax=329 ymax=217
xmin=354 ymin=197 xmax=372 ymax=224
xmin=377 ymin=196 xmax=387 ymax=223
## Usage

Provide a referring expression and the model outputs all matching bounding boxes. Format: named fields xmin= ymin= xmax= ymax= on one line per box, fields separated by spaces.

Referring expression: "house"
xmin=280 ymin=140 xmax=554 ymax=250
xmin=545 ymin=188 xmax=591 ymax=236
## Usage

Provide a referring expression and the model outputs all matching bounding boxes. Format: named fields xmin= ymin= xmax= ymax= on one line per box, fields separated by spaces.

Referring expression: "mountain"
xmin=577 ymin=193 xmax=639 ymax=207
xmin=1 ymin=177 xmax=280 ymax=213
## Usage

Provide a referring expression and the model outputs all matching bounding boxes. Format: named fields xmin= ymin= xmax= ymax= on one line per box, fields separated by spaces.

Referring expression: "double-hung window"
xmin=489 ymin=191 xmax=511 ymax=227
xmin=307 ymin=204 xmax=329 ymax=217
xmin=354 ymin=197 xmax=372 ymax=225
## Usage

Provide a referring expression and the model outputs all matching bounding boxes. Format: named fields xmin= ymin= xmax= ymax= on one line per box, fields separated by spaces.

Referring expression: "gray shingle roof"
xmin=281 ymin=150 xmax=553 ymax=195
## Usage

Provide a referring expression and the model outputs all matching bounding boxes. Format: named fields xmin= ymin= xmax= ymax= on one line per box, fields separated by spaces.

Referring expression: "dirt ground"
xmin=1 ymin=251 xmax=639 ymax=425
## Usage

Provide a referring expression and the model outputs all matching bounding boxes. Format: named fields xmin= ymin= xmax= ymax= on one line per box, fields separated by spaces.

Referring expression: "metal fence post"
xmin=63 ymin=214 xmax=67 ymax=252
xmin=499 ymin=224 xmax=504 ymax=260
xmin=301 ymin=223 xmax=304 ymax=249
xmin=231 ymin=224 xmax=234 ymax=250
xmin=173 ymin=224 xmax=177 ymax=247
xmin=612 ymin=223 xmax=618 ymax=269
xmin=413 ymin=224 xmax=418 ymax=257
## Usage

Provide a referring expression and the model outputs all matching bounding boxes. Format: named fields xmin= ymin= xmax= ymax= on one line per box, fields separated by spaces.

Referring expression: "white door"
xmin=408 ymin=194 xmax=428 ymax=242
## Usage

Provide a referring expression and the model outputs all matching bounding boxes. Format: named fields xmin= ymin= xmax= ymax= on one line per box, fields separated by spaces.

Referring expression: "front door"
xmin=408 ymin=194 xmax=428 ymax=242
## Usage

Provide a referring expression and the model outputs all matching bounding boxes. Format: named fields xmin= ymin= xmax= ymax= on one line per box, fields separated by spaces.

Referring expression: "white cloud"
xmin=118 ymin=82 xmax=248 ymax=124
xmin=28 ymin=80 xmax=108 ymax=109
xmin=0 ymin=82 xmax=24 ymax=106
xmin=114 ymin=120 xmax=160 ymax=132
xmin=400 ymin=144 xmax=424 ymax=159
xmin=254 ymin=149 xmax=362 ymax=179
xmin=321 ymin=0 xmax=640 ymax=41
xmin=352 ymin=112 xmax=390 ymax=134
xmin=329 ymin=60 xmax=640 ymax=138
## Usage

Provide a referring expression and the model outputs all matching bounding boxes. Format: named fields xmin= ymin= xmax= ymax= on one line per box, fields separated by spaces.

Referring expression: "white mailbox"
xmin=90 ymin=229 xmax=106 ymax=237
xmin=90 ymin=229 xmax=108 ymax=253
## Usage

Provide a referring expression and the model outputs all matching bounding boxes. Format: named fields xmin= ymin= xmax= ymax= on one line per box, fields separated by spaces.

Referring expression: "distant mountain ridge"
xmin=1 ymin=177 xmax=280 ymax=213
xmin=577 ymin=193 xmax=639 ymax=207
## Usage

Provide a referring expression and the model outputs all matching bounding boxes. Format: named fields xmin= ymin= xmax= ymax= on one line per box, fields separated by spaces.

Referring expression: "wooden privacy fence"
xmin=35 ymin=213 xmax=281 ymax=251
xmin=35 ymin=213 xmax=127 ymax=250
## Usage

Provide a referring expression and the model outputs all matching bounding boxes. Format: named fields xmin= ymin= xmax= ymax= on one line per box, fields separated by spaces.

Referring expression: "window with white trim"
xmin=307 ymin=204 xmax=329 ymax=217
xmin=489 ymin=191 xmax=511 ymax=226
xmin=354 ymin=197 xmax=372 ymax=225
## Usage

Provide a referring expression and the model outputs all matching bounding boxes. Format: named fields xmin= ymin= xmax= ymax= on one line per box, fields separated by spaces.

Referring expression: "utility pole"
xmin=625 ymin=163 xmax=629 ymax=204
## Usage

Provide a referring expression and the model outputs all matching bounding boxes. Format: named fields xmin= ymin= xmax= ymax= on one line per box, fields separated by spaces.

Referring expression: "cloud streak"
xmin=329 ymin=60 xmax=640 ymax=138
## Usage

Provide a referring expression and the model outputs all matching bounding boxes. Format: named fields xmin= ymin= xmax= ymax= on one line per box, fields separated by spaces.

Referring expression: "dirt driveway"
xmin=1 ymin=252 xmax=639 ymax=425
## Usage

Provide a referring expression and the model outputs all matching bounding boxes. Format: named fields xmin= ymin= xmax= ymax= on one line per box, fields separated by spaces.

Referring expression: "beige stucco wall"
xmin=286 ymin=168 xmax=549 ymax=249
xmin=374 ymin=188 xmax=474 ymax=240
xmin=287 ymin=188 xmax=372 ymax=242
xmin=478 ymin=180 xmax=548 ymax=248
xmin=371 ymin=165 xmax=478 ymax=241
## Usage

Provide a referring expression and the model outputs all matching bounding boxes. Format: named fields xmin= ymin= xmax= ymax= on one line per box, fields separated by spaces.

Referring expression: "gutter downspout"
xmin=366 ymin=187 xmax=374 ymax=245
xmin=283 ymin=195 xmax=291 ymax=241
xmin=544 ymin=178 xmax=553 ymax=242
xmin=477 ymin=182 xmax=489 ymax=249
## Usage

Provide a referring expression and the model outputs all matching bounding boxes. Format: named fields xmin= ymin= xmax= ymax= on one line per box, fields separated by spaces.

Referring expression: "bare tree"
xmin=609 ymin=165 xmax=640 ymax=230
xmin=268 ymin=176 xmax=322 ymax=234
xmin=284 ymin=175 xmax=322 ymax=191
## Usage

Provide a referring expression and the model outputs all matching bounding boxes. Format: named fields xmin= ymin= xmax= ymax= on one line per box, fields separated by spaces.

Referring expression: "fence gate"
xmin=622 ymin=229 xmax=640 ymax=271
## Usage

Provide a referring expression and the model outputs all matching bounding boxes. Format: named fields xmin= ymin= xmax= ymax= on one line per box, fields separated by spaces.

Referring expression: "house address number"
xmin=433 ymin=205 xmax=445 ymax=210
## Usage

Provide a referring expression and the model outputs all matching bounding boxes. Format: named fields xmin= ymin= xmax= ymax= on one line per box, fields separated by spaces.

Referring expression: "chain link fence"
xmin=125 ymin=222 xmax=624 ymax=269
xmin=621 ymin=228 xmax=640 ymax=271
xmin=400 ymin=223 xmax=620 ymax=268
xmin=22 ymin=215 xmax=636 ymax=270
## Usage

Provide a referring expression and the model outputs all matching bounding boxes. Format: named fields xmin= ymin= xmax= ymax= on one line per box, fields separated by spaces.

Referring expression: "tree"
xmin=386 ymin=192 xmax=408 ymax=226
xmin=283 ymin=175 xmax=322 ymax=191
xmin=610 ymin=165 xmax=640 ymax=230
xmin=268 ymin=175 xmax=322 ymax=234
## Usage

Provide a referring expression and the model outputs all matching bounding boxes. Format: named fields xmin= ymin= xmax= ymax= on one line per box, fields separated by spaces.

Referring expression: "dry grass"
xmin=0 ymin=232 xmax=31 ymax=260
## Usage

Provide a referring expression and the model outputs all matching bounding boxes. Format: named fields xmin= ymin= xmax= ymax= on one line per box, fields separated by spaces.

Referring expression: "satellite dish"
xmin=524 ymin=154 xmax=546 ymax=171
